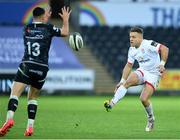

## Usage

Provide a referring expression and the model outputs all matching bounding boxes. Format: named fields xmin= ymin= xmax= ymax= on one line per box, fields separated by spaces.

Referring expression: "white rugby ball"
xmin=69 ymin=32 xmax=83 ymax=51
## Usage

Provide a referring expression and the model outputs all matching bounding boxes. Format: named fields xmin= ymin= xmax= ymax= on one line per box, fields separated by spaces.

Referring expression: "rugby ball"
xmin=69 ymin=32 xmax=83 ymax=51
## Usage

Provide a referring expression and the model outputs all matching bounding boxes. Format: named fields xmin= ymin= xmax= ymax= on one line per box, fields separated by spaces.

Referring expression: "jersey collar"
xmin=138 ymin=39 xmax=145 ymax=49
xmin=32 ymin=21 xmax=43 ymax=24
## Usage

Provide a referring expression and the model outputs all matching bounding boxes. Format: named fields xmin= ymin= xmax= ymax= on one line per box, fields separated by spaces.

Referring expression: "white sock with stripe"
xmin=111 ymin=85 xmax=127 ymax=106
xmin=145 ymin=103 xmax=154 ymax=118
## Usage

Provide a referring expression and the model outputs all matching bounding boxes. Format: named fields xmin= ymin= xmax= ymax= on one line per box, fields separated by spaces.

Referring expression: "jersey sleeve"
xmin=150 ymin=40 xmax=161 ymax=53
xmin=127 ymin=47 xmax=135 ymax=65
xmin=49 ymin=24 xmax=61 ymax=37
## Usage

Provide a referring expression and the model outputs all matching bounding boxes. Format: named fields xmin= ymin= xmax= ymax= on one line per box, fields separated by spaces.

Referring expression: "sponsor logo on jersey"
xmin=141 ymin=48 xmax=145 ymax=53
xmin=139 ymin=59 xmax=150 ymax=63
xmin=25 ymin=35 xmax=44 ymax=39
xmin=29 ymin=69 xmax=43 ymax=76
xmin=151 ymin=41 xmax=158 ymax=47
xmin=26 ymin=28 xmax=42 ymax=33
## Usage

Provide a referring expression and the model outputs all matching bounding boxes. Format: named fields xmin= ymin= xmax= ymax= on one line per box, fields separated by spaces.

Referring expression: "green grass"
xmin=0 ymin=95 xmax=180 ymax=139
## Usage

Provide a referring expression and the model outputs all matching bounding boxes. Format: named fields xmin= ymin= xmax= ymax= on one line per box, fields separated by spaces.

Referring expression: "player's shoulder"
xmin=45 ymin=23 xmax=53 ymax=28
xmin=143 ymin=39 xmax=159 ymax=47
xmin=143 ymin=39 xmax=153 ymax=45
xmin=36 ymin=23 xmax=54 ymax=29
xmin=44 ymin=23 xmax=56 ymax=28
xmin=23 ymin=24 xmax=32 ymax=33
xmin=24 ymin=23 xmax=31 ymax=29
xmin=143 ymin=39 xmax=159 ymax=48
xmin=46 ymin=23 xmax=60 ymax=31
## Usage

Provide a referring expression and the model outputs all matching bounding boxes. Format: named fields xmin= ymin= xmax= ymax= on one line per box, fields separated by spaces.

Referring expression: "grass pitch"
xmin=0 ymin=95 xmax=180 ymax=139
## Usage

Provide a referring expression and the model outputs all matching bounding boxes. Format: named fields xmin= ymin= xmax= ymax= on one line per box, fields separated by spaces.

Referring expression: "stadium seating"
xmin=81 ymin=25 xmax=179 ymax=82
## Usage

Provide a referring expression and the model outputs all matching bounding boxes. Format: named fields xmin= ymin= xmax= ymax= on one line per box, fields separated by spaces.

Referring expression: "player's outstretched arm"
xmin=114 ymin=63 xmax=133 ymax=93
xmin=58 ymin=6 xmax=72 ymax=36
xmin=158 ymin=45 xmax=169 ymax=74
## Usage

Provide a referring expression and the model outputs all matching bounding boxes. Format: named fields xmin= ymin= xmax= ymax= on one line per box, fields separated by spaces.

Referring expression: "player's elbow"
xmin=126 ymin=62 xmax=133 ymax=68
xmin=123 ymin=63 xmax=133 ymax=72
xmin=61 ymin=30 xmax=69 ymax=37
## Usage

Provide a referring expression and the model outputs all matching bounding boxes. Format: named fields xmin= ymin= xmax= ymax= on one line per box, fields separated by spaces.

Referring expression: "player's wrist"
xmin=62 ymin=18 xmax=69 ymax=22
xmin=160 ymin=60 xmax=166 ymax=66
xmin=120 ymin=78 xmax=126 ymax=84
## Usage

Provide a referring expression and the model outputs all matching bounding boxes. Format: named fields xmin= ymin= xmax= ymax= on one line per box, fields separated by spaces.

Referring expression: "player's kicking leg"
xmin=140 ymin=83 xmax=155 ymax=132
xmin=0 ymin=82 xmax=26 ymax=136
xmin=104 ymin=72 xmax=139 ymax=112
xmin=24 ymin=86 xmax=39 ymax=136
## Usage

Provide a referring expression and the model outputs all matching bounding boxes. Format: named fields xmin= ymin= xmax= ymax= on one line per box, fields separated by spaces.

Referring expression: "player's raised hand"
xmin=45 ymin=6 xmax=52 ymax=18
xmin=58 ymin=6 xmax=72 ymax=21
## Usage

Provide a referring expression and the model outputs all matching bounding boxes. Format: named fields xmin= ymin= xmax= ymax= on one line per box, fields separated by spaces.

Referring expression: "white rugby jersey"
xmin=128 ymin=39 xmax=162 ymax=75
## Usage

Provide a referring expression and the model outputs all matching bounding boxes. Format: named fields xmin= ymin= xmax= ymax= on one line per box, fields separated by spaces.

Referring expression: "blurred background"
xmin=0 ymin=0 xmax=180 ymax=96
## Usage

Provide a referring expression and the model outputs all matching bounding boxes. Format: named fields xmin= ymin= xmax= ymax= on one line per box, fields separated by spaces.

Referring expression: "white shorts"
xmin=134 ymin=68 xmax=161 ymax=90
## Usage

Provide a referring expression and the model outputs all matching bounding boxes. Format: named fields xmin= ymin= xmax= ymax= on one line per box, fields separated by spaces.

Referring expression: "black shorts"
xmin=14 ymin=62 xmax=49 ymax=89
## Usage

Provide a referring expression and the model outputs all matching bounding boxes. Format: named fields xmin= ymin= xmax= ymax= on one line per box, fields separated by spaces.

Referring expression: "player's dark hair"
xmin=33 ymin=7 xmax=45 ymax=18
xmin=130 ymin=27 xmax=143 ymax=35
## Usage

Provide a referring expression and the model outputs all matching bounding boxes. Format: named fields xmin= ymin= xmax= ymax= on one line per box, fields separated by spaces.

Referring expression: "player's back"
xmin=22 ymin=23 xmax=56 ymax=66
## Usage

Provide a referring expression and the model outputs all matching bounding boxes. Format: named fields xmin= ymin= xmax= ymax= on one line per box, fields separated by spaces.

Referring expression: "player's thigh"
xmin=11 ymin=81 xmax=26 ymax=97
xmin=140 ymin=72 xmax=160 ymax=102
xmin=144 ymin=72 xmax=160 ymax=90
xmin=140 ymin=83 xmax=154 ymax=102
xmin=28 ymin=86 xmax=40 ymax=100
xmin=124 ymin=72 xmax=141 ymax=87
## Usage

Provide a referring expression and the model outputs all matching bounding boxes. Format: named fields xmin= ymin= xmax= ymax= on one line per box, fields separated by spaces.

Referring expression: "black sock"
xmin=28 ymin=104 xmax=37 ymax=119
xmin=8 ymin=98 xmax=18 ymax=112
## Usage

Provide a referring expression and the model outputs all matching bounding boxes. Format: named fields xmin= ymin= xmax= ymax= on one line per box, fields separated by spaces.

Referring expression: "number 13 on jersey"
xmin=27 ymin=42 xmax=40 ymax=57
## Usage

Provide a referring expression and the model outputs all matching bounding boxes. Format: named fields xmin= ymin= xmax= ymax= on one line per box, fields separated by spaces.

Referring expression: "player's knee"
xmin=28 ymin=96 xmax=38 ymax=100
xmin=124 ymin=80 xmax=136 ymax=88
xmin=139 ymin=96 xmax=148 ymax=103
xmin=28 ymin=94 xmax=38 ymax=100
xmin=123 ymin=82 xmax=130 ymax=88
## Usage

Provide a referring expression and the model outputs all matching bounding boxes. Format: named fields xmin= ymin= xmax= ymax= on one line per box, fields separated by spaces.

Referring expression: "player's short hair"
xmin=130 ymin=27 xmax=143 ymax=35
xmin=33 ymin=7 xmax=45 ymax=18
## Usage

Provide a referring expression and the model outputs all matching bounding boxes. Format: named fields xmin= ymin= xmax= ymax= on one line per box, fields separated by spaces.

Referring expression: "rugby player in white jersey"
xmin=104 ymin=27 xmax=169 ymax=132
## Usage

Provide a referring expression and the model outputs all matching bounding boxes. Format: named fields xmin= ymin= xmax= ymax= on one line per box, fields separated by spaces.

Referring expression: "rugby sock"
xmin=27 ymin=100 xmax=38 ymax=128
xmin=145 ymin=103 xmax=154 ymax=118
xmin=27 ymin=119 xmax=35 ymax=128
xmin=111 ymin=85 xmax=127 ymax=106
xmin=6 ymin=95 xmax=19 ymax=121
